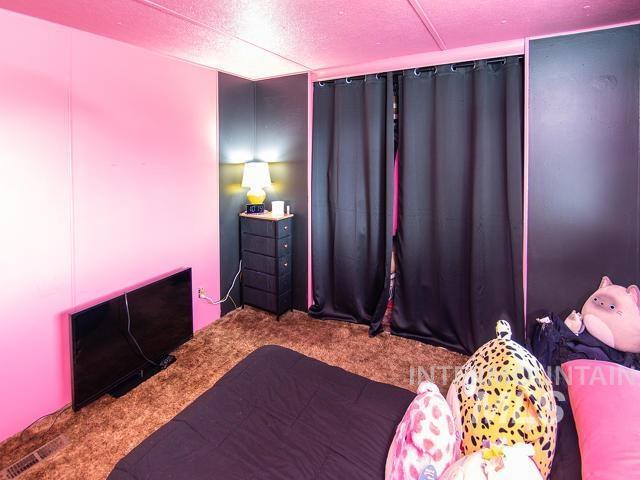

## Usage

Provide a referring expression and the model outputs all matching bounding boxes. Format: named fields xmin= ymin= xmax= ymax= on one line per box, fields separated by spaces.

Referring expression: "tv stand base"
xmin=109 ymin=355 xmax=176 ymax=398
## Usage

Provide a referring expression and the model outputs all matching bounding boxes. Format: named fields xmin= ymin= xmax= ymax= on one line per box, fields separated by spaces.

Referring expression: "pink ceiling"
xmin=0 ymin=0 xmax=638 ymax=79
xmin=418 ymin=0 xmax=640 ymax=49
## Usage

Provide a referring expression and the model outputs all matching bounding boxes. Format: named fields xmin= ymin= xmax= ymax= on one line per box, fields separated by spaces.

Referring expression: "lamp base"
xmin=245 ymin=204 xmax=265 ymax=215
xmin=247 ymin=187 xmax=266 ymax=205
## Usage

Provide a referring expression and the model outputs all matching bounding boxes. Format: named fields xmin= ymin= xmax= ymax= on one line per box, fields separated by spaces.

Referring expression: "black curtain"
xmin=310 ymin=75 xmax=394 ymax=331
xmin=392 ymin=57 xmax=524 ymax=354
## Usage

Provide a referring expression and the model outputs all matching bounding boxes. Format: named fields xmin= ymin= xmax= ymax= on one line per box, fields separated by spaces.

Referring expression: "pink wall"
xmin=0 ymin=9 xmax=220 ymax=442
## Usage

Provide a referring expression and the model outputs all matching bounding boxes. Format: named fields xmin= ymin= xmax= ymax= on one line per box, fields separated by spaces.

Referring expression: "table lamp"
xmin=242 ymin=161 xmax=272 ymax=213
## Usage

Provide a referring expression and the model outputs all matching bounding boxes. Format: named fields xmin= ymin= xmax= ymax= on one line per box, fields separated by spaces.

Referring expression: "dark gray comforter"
xmin=108 ymin=345 xmax=414 ymax=479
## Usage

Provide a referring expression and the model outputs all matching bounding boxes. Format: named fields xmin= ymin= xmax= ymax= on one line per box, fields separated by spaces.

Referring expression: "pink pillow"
xmin=385 ymin=381 xmax=456 ymax=480
xmin=562 ymin=360 xmax=640 ymax=479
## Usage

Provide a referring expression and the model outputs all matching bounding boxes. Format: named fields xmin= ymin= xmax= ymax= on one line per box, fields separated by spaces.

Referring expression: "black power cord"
xmin=124 ymin=292 xmax=162 ymax=368
xmin=19 ymin=406 xmax=66 ymax=441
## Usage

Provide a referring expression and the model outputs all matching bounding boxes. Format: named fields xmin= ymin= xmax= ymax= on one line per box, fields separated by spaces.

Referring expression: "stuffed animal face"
xmin=439 ymin=442 xmax=542 ymax=480
xmin=581 ymin=276 xmax=640 ymax=353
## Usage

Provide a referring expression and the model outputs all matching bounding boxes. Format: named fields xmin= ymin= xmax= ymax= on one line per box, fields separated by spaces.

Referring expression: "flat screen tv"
xmin=71 ymin=268 xmax=193 ymax=410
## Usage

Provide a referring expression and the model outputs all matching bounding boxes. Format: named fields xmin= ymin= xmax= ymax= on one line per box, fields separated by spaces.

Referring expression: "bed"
xmin=107 ymin=345 xmax=415 ymax=479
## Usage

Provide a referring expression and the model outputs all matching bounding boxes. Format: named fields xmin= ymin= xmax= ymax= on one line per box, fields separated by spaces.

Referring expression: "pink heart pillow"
xmin=562 ymin=360 xmax=640 ymax=479
xmin=385 ymin=381 xmax=457 ymax=480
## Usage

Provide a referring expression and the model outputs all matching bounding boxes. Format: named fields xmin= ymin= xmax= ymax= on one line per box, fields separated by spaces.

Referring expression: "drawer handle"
xmin=283 ymin=243 xmax=288 ymax=249
xmin=284 ymin=225 xmax=288 ymax=230
xmin=283 ymin=262 xmax=288 ymax=267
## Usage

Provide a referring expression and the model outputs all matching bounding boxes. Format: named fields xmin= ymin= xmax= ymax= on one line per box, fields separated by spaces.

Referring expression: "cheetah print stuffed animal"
xmin=446 ymin=320 xmax=557 ymax=478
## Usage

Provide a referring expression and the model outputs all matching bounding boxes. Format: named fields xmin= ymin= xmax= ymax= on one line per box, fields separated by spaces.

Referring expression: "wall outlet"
xmin=198 ymin=287 xmax=206 ymax=298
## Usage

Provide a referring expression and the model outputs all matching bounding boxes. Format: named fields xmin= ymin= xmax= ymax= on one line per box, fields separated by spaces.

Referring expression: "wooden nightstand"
xmin=240 ymin=212 xmax=293 ymax=319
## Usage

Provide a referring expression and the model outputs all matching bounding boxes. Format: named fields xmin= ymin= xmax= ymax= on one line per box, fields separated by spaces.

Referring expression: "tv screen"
xmin=71 ymin=269 xmax=193 ymax=410
xmin=126 ymin=269 xmax=193 ymax=363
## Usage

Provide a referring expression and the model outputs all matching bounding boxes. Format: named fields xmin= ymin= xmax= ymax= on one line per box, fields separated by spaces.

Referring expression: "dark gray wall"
xmin=218 ymin=72 xmax=308 ymax=314
xmin=218 ymin=72 xmax=255 ymax=315
xmin=527 ymin=25 xmax=640 ymax=329
xmin=256 ymin=75 xmax=309 ymax=311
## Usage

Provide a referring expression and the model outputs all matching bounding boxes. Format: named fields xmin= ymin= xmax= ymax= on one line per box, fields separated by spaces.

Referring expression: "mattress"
xmin=108 ymin=345 xmax=415 ymax=479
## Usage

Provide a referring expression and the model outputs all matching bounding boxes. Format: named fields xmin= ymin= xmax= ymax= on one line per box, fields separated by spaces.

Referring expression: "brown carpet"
xmin=0 ymin=308 xmax=467 ymax=479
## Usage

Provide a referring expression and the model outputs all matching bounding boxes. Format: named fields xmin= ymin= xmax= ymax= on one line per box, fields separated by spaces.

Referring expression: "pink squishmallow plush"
xmin=385 ymin=381 xmax=457 ymax=480
xmin=565 ymin=276 xmax=640 ymax=353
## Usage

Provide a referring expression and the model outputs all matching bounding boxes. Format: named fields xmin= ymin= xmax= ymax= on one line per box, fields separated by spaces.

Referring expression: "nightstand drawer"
xmin=277 ymin=255 xmax=291 ymax=275
xmin=276 ymin=218 xmax=292 ymax=238
xmin=241 ymin=217 xmax=292 ymax=238
xmin=243 ymin=251 xmax=275 ymax=275
xmin=243 ymin=286 xmax=292 ymax=315
xmin=277 ymin=237 xmax=292 ymax=257
xmin=242 ymin=233 xmax=275 ymax=256
xmin=241 ymin=217 xmax=275 ymax=237
xmin=243 ymin=269 xmax=291 ymax=294
xmin=242 ymin=233 xmax=291 ymax=258
xmin=243 ymin=251 xmax=291 ymax=276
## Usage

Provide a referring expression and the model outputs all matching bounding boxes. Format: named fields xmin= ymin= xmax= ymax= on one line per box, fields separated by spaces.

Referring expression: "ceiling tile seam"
xmin=133 ymin=0 xmax=312 ymax=71
xmin=406 ymin=0 xmax=447 ymax=50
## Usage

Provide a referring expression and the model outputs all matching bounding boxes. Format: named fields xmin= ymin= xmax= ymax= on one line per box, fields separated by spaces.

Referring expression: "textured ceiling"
xmin=418 ymin=0 xmax=640 ymax=49
xmin=0 ymin=0 xmax=638 ymax=79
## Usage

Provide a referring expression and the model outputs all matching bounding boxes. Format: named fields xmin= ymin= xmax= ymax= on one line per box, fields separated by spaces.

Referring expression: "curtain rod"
xmin=316 ymin=55 xmax=524 ymax=85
